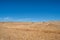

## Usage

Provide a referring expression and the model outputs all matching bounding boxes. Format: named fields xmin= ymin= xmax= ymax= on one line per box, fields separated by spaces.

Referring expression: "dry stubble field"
xmin=0 ymin=21 xmax=60 ymax=40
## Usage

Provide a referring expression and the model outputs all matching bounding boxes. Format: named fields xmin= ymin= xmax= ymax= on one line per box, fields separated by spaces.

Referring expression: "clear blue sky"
xmin=0 ymin=0 xmax=60 ymax=22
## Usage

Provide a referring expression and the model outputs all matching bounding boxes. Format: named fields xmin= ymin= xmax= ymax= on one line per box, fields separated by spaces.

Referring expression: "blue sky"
xmin=0 ymin=0 xmax=60 ymax=22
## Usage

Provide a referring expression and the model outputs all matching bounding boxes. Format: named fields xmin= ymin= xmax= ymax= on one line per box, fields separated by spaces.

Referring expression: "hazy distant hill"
xmin=0 ymin=21 xmax=60 ymax=40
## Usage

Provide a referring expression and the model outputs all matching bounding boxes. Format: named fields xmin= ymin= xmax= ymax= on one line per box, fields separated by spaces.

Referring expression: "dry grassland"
xmin=0 ymin=22 xmax=60 ymax=40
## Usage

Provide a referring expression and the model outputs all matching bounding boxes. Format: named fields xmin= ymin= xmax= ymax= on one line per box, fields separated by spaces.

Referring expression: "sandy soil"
xmin=0 ymin=22 xmax=60 ymax=40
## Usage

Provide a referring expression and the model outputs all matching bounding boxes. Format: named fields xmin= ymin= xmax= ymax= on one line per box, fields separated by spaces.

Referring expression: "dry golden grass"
xmin=0 ymin=22 xmax=60 ymax=40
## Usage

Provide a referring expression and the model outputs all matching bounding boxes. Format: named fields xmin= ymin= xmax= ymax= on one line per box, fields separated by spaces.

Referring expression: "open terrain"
xmin=0 ymin=21 xmax=60 ymax=40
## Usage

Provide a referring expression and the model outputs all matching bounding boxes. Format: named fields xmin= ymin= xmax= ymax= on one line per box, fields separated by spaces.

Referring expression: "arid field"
xmin=0 ymin=21 xmax=60 ymax=40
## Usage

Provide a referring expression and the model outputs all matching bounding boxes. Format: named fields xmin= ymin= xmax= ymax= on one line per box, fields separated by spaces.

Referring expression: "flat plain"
xmin=0 ymin=21 xmax=60 ymax=40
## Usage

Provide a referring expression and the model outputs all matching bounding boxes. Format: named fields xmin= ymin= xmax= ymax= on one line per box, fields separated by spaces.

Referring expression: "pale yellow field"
xmin=0 ymin=22 xmax=60 ymax=40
